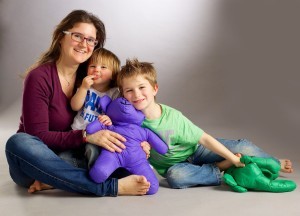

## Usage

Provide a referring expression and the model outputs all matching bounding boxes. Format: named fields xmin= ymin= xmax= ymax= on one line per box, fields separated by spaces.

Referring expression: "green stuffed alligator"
xmin=223 ymin=156 xmax=297 ymax=193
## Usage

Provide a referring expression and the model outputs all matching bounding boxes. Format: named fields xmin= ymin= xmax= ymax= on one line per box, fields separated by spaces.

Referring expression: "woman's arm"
xmin=21 ymin=66 xmax=85 ymax=151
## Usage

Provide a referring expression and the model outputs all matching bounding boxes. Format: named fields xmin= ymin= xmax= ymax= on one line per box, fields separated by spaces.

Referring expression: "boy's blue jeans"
xmin=5 ymin=133 xmax=118 ymax=196
xmin=165 ymin=138 xmax=278 ymax=189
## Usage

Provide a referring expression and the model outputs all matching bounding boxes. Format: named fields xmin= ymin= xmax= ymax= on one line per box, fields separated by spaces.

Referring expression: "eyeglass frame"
xmin=63 ymin=31 xmax=98 ymax=47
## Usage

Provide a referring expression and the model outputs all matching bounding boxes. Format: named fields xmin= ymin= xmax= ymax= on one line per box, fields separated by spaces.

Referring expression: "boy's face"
xmin=122 ymin=75 xmax=158 ymax=112
xmin=87 ymin=62 xmax=112 ymax=85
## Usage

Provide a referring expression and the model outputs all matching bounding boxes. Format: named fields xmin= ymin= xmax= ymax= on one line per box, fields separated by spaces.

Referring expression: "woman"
xmin=5 ymin=10 xmax=150 ymax=196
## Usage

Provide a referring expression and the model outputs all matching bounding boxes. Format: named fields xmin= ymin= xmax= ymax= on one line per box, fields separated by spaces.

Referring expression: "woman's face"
xmin=60 ymin=22 xmax=97 ymax=65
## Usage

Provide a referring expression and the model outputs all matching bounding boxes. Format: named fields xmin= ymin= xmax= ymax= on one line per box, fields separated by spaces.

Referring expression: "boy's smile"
xmin=132 ymin=98 xmax=146 ymax=104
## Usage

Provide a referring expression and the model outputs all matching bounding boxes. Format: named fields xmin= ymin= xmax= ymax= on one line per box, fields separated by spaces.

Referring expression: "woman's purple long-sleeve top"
xmin=17 ymin=62 xmax=83 ymax=151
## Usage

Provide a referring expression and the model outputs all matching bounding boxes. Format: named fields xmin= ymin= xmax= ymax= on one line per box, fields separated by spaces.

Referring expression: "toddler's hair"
xmin=89 ymin=48 xmax=120 ymax=87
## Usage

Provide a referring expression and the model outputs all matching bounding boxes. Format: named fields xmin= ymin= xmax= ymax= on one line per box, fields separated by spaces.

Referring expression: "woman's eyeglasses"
xmin=63 ymin=31 xmax=98 ymax=47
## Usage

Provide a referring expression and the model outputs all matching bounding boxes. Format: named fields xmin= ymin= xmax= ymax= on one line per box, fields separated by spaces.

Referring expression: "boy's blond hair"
xmin=89 ymin=48 xmax=120 ymax=87
xmin=118 ymin=58 xmax=157 ymax=94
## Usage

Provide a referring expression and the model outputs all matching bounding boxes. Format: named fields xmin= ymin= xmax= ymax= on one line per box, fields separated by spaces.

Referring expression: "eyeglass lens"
xmin=70 ymin=32 xmax=98 ymax=47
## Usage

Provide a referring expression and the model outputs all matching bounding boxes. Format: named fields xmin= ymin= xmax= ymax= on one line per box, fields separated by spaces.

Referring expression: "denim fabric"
xmin=57 ymin=143 xmax=99 ymax=169
xmin=5 ymin=133 xmax=118 ymax=196
xmin=166 ymin=162 xmax=222 ymax=189
xmin=57 ymin=146 xmax=88 ymax=169
xmin=85 ymin=143 xmax=100 ymax=169
xmin=166 ymin=138 xmax=278 ymax=189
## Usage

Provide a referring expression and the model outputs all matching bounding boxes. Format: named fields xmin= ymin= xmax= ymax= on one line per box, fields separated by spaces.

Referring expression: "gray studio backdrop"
xmin=0 ymin=0 xmax=299 ymax=160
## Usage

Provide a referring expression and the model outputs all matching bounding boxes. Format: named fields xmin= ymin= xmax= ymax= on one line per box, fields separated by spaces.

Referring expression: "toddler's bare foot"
xmin=28 ymin=180 xmax=54 ymax=193
xmin=118 ymin=175 xmax=150 ymax=196
xmin=217 ymin=153 xmax=242 ymax=171
xmin=279 ymin=159 xmax=293 ymax=173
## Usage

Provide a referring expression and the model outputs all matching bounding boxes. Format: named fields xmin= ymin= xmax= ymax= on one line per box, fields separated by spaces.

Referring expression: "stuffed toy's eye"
xmin=121 ymin=97 xmax=131 ymax=105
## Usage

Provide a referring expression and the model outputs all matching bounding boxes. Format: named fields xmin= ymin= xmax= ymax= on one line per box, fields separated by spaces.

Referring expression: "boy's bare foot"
xmin=279 ymin=159 xmax=293 ymax=173
xmin=217 ymin=153 xmax=242 ymax=171
xmin=28 ymin=180 xmax=54 ymax=193
xmin=118 ymin=175 xmax=150 ymax=196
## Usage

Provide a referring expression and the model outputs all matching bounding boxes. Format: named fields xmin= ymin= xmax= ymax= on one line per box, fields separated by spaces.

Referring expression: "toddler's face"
xmin=87 ymin=62 xmax=112 ymax=84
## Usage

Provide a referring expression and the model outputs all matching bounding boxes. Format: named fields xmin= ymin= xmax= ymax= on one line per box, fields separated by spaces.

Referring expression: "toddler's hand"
xmin=81 ymin=75 xmax=95 ymax=89
xmin=98 ymin=114 xmax=112 ymax=126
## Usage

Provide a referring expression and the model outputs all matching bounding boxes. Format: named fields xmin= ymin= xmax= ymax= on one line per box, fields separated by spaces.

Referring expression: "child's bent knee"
xmin=166 ymin=168 xmax=187 ymax=189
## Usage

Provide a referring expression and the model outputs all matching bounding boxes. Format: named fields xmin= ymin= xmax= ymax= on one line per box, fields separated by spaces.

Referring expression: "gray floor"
xmin=1 ymin=103 xmax=299 ymax=216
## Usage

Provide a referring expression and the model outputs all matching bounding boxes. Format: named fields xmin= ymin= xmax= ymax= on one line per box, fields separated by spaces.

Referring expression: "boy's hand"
xmin=233 ymin=154 xmax=245 ymax=168
xmin=98 ymin=114 xmax=112 ymax=126
xmin=141 ymin=141 xmax=151 ymax=159
xmin=81 ymin=75 xmax=96 ymax=90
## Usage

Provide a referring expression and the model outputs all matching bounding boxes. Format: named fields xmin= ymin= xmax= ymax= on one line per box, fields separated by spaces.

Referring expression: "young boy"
xmin=117 ymin=58 xmax=292 ymax=189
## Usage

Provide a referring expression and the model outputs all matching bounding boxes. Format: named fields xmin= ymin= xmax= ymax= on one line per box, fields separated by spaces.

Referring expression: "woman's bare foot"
xmin=279 ymin=159 xmax=293 ymax=173
xmin=28 ymin=180 xmax=54 ymax=193
xmin=118 ymin=175 xmax=150 ymax=196
xmin=216 ymin=153 xmax=242 ymax=171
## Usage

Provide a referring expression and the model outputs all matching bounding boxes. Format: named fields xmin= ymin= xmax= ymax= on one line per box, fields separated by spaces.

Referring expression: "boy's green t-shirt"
xmin=143 ymin=104 xmax=204 ymax=176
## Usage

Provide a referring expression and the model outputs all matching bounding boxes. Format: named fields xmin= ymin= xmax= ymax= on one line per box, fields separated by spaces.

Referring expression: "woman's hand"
xmin=141 ymin=141 xmax=151 ymax=159
xmin=87 ymin=130 xmax=126 ymax=153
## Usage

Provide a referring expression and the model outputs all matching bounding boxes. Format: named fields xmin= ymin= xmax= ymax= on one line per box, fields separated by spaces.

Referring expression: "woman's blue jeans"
xmin=165 ymin=138 xmax=279 ymax=189
xmin=5 ymin=133 xmax=118 ymax=196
